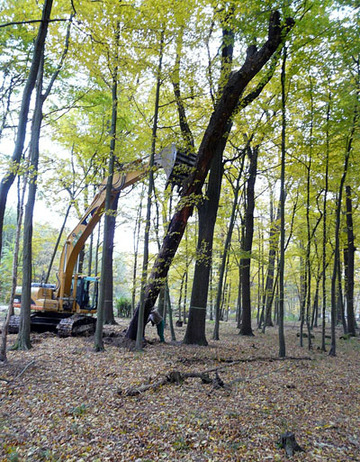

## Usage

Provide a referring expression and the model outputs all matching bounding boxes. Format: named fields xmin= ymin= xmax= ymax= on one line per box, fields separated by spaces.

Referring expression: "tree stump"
xmin=278 ymin=432 xmax=304 ymax=457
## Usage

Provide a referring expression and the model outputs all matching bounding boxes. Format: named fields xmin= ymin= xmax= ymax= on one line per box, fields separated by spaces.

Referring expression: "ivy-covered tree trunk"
xmin=239 ymin=144 xmax=258 ymax=337
xmin=0 ymin=0 xmax=53 ymax=260
xmin=126 ymin=12 xmax=294 ymax=341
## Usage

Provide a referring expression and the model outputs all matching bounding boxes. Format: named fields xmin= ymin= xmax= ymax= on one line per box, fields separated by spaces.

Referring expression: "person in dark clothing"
xmin=148 ymin=309 xmax=165 ymax=342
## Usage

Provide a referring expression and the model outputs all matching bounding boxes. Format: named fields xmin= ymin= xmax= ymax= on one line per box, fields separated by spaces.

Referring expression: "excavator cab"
xmin=73 ymin=276 xmax=98 ymax=311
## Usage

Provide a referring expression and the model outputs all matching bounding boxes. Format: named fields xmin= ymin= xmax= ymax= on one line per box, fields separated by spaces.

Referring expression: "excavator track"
xmin=8 ymin=315 xmax=20 ymax=334
xmin=57 ymin=315 xmax=96 ymax=337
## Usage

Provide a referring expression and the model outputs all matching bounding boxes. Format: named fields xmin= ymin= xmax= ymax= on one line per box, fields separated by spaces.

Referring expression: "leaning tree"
xmin=126 ymin=11 xmax=294 ymax=340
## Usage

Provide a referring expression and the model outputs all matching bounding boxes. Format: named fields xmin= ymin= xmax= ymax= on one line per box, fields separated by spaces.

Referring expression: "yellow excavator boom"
xmin=56 ymin=164 xmax=146 ymax=310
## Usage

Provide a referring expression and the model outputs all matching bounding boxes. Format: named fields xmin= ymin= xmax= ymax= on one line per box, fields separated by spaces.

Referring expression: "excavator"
xmin=9 ymin=145 xmax=196 ymax=336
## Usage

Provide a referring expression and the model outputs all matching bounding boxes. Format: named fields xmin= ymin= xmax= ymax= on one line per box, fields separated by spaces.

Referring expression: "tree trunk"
xmin=311 ymin=276 xmax=320 ymax=329
xmin=135 ymin=31 xmax=164 ymax=350
xmin=16 ymin=55 xmax=45 ymax=350
xmin=184 ymin=8 xmax=234 ymax=346
xmin=239 ymin=144 xmax=258 ymax=336
xmin=0 ymin=0 xmax=53 ymax=260
xmin=329 ymin=142 xmax=351 ymax=356
xmin=126 ymin=12 xmax=294 ymax=341
xmin=131 ymin=184 xmax=144 ymax=315
xmin=166 ymin=282 xmax=176 ymax=342
xmin=321 ymin=90 xmax=331 ymax=352
xmin=260 ymin=194 xmax=280 ymax=331
xmin=184 ymin=148 xmax=223 ymax=346
xmin=213 ymin=148 xmax=245 ymax=339
xmin=0 ymin=179 xmax=25 ymax=361
xmin=104 ymin=193 xmax=120 ymax=325
xmin=329 ymin=89 xmax=358 ymax=355
xmin=278 ymin=46 xmax=287 ymax=358
xmin=94 ymin=24 xmax=120 ymax=351
xmin=344 ymin=185 xmax=356 ymax=336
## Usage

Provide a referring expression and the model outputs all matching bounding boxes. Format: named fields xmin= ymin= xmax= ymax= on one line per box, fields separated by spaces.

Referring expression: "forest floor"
xmin=1 ymin=319 xmax=360 ymax=462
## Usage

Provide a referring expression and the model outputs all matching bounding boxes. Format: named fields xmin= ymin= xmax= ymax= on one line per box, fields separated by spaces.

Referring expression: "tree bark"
xmin=321 ymin=90 xmax=331 ymax=352
xmin=16 ymin=55 xmax=45 ymax=350
xmin=260 ymin=194 xmax=280 ymax=331
xmin=329 ymin=141 xmax=350 ymax=356
xmin=239 ymin=144 xmax=258 ymax=336
xmin=278 ymin=46 xmax=287 ymax=358
xmin=344 ymin=185 xmax=356 ymax=336
xmin=16 ymin=5 xmax=71 ymax=347
xmin=126 ymin=12 xmax=294 ymax=341
xmin=213 ymin=150 xmax=245 ymax=340
xmin=103 ymin=193 xmax=120 ymax=325
xmin=184 ymin=148 xmax=223 ymax=346
xmin=94 ymin=24 xmax=120 ymax=351
xmin=0 ymin=181 xmax=25 ymax=361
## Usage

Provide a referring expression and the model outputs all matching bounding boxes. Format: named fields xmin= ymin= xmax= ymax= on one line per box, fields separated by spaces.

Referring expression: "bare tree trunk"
xmin=260 ymin=195 xmax=280 ymax=331
xmin=344 ymin=185 xmax=356 ymax=336
xmin=321 ymin=89 xmax=331 ymax=352
xmin=185 ymin=148 xmax=223 ymax=345
xmin=104 ymin=193 xmax=120 ymax=325
xmin=0 ymin=179 xmax=25 ymax=362
xmin=16 ymin=56 xmax=45 ymax=350
xmin=131 ymin=184 xmax=144 ymax=315
xmin=239 ymin=144 xmax=258 ymax=337
xmin=329 ymin=137 xmax=351 ymax=356
xmin=135 ymin=32 xmax=164 ymax=350
xmin=278 ymin=46 xmax=287 ymax=358
xmin=94 ymin=24 xmax=120 ymax=351
xmin=213 ymin=148 xmax=245 ymax=339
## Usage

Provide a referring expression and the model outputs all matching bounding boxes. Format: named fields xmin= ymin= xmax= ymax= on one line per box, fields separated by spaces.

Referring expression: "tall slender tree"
xmin=0 ymin=0 xmax=53 ymax=260
xmin=278 ymin=46 xmax=287 ymax=358
xmin=94 ymin=23 xmax=121 ymax=352
xmin=239 ymin=143 xmax=259 ymax=337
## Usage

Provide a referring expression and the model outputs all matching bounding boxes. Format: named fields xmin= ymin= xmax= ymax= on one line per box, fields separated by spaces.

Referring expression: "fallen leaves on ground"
xmin=1 ymin=321 xmax=359 ymax=461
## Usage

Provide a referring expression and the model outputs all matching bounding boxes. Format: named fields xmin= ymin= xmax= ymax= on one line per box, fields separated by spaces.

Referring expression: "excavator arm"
xmin=54 ymin=144 xmax=196 ymax=312
xmin=56 ymin=164 xmax=146 ymax=310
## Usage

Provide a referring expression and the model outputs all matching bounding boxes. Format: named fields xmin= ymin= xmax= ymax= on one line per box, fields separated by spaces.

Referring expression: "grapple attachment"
xmin=155 ymin=143 xmax=197 ymax=191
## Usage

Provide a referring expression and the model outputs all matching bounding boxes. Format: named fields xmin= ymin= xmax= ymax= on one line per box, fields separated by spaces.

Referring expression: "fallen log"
xmin=118 ymin=355 xmax=312 ymax=396
xmin=119 ymin=370 xmax=214 ymax=396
